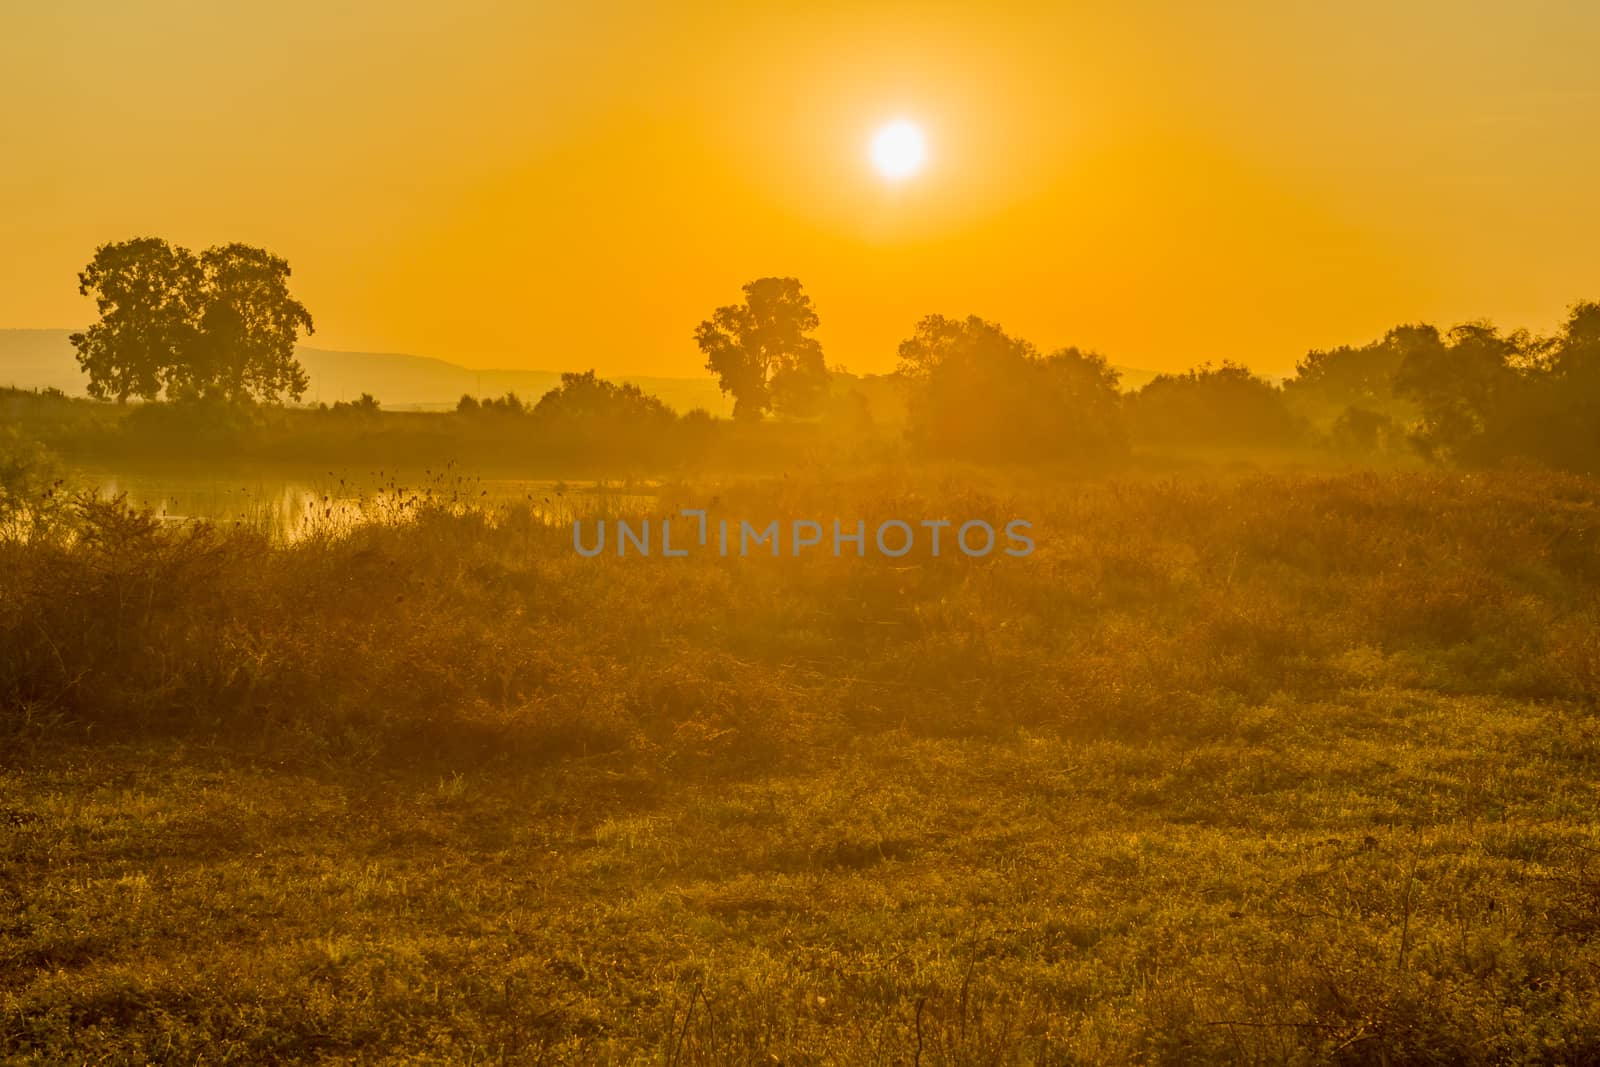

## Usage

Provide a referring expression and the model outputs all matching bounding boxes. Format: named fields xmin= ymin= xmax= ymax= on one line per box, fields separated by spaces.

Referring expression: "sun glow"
xmin=870 ymin=119 xmax=927 ymax=181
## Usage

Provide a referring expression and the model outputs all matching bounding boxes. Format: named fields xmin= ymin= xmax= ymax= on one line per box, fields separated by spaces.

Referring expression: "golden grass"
xmin=3 ymin=469 xmax=1600 ymax=1063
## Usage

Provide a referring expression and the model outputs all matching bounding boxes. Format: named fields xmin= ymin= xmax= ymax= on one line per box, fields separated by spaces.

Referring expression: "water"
xmin=77 ymin=463 xmax=657 ymax=541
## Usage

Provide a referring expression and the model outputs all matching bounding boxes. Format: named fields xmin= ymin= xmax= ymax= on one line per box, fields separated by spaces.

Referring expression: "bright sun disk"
xmin=870 ymin=120 xmax=927 ymax=181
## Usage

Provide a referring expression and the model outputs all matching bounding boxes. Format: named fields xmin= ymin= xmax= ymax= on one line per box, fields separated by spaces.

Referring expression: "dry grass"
xmin=3 ymin=469 xmax=1600 ymax=1063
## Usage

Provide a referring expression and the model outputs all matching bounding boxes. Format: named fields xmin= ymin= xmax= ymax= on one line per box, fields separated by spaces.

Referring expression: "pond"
xmin=75 ymin=463 xmax=658 ymax=541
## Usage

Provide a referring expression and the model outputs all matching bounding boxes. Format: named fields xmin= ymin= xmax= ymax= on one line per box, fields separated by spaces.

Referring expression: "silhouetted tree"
xmin=500 ymin=392 xmax=527 ymax=415
xmin=532 ymin=370 xmax=674 ymax=424
xmin=1531 ymin=301 xmax=1600 ymax=467
xmin=695 ymin=277 xmax=829 ymax=421
xmin=526 ymin=370 xmax=677 ymax=464
xmin=463 ymin=392 xmax=525 ymax=415
xmin=174 ymin=244 xmax=313 ymax=403
xmin=70 ymin=237 xmax=313 ymax=404
xmin=70 ymin=237 xmax=203 ymax=402
xmin=1392 ymin=323 xmax=1530 ymax=463
xmin=1551 ymin=301 xmax=1600 ymax=383
xmin=896 ymin=315 xmax=1125 ymax=461
xmin=1129 ymin=362 xmax=1304 ymax=448
xmin=331 ymin=392 xmax=380 ymax=415
xmin=1043 ymin=346 xmax=1126 ymax=429
xmin=1285 ymin=325 xmax=1427 ymax=427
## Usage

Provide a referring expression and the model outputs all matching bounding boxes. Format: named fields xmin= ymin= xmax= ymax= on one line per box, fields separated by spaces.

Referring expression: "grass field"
xmin=4 ymin=470 xmax=1600 ymax=1063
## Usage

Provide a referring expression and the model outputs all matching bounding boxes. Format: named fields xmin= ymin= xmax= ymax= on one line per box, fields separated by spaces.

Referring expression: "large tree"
xmin=1282 ymin=324 xmax=1431 ymax=427
xmin=896 ymin=314 xmax=1126 ymax=460
xmin=1391 ymin=322 xmax=1530 ymax=463
xmin=70 ymin=237 xmax=314 ymax=404
xmin=1129 ymin=361 xmax=1304 ymax=448
xmin=179 ymin=243 xmax=313 ymax=403
xmin=69 ymin=237 xmax=204 ymax=402
xmin=531 ymin=370 xmax=674 ymax=424
xmin=694 ymin=277 xmax=828 ymax=421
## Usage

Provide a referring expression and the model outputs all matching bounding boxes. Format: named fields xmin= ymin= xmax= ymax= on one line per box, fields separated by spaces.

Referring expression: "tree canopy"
xmin=896 ymin=314 xmax=1125 ymax=461
xmin=1130 ymin=362 xmax=1304 ymax=449
xmin=69 ymin=238 xmax=203 ymax=403
xmin=69 ymin=237 xmax=313 ymax=404
xmin=531 ymin=370 xmax=675 ymax=425
xmin=694 ymin=277 xmax=829 ymax=421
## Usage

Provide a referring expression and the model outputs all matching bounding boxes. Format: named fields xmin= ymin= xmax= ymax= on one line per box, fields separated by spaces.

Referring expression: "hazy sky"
xmin=4 ymin=1 xmax=1599 ymax=376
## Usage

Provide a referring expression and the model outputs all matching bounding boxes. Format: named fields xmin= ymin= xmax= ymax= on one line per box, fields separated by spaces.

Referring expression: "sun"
xmin=870 ymin=119 xmax=927 ymax=182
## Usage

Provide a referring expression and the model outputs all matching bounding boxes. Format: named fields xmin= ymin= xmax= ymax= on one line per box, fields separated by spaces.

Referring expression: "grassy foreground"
xmin=4 ymin=470 xmax=1600 ymax=1064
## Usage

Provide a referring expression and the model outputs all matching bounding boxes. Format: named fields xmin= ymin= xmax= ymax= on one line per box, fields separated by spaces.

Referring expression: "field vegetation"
xmin=4 ymin=466 xmax=1600 ymax=1063
xmin=7 ymin=244 xmax=1600 ymax=1062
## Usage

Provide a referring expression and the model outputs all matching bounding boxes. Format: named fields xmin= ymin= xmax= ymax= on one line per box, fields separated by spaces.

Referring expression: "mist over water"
xmin=81 ymin=464 xmax=657 ymax=541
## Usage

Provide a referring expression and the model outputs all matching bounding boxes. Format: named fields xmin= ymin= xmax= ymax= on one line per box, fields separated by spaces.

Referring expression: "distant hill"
xmin=0 ymin=330 xmax=79 ymax=395
xmin=0 ymin=329 xmax=733 ymax=415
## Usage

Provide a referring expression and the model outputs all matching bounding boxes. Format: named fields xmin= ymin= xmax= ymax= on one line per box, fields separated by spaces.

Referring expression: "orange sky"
xmin=4 ymin=2 xmax=1599 ymax=377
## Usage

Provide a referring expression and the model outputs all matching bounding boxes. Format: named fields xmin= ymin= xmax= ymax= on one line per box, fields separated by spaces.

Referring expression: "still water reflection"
xmin=81 ymin=465 xmax=656 ymax=541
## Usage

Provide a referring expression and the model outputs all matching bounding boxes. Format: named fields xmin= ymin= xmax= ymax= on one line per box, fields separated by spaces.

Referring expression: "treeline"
xmin=0 ymin=377 xmax=877 ymax=474
xmin=38 ymin=238 xmax=1600 ymax=472
xmin=20 ymin=307 xmax=1600 ymax=474
xmin=1285 ymin=310 xmax=1600 ymax=468
xmin=892 ymin=303 xmax=1600 ymax=471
